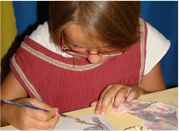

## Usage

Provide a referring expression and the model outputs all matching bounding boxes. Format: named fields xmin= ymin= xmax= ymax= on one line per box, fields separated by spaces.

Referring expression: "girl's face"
xmin=63 ymin=24 xmax=121 ymax=64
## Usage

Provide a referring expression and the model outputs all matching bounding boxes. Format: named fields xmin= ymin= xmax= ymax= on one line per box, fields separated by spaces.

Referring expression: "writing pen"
xmin=3 ymin=100 xmax=86 ymax=124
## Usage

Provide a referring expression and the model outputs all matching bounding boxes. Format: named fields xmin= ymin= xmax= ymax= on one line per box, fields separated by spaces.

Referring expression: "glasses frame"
xmin=61 ymin=33 xmax=125 ymax=57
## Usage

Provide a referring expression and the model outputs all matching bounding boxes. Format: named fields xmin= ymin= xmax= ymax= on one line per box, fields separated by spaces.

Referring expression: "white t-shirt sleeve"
xmin=144 ymin=22 xmax=171 ymax=75
xmin=29 ymin=21 xmax=72 ymax=57
xmin=29 ymin=22 xmax=53 ymax=50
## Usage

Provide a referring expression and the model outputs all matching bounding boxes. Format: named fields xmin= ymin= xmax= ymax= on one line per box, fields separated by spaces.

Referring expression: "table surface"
xmin=1 ymin=87 xmax=178 ymax=130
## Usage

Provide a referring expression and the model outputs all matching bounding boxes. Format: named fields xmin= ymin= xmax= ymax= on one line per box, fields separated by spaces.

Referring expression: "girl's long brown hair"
xmin=49 ymin=1 xmax=141 ymax=50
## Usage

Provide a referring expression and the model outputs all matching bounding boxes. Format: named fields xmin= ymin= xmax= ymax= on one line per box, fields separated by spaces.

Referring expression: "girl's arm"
xmin=1 ymin=71 xmax=28 ymax=126
xmin=140 ymin=62 xmax=166 ymax=94
xmin=1 ymin=71 xmax=28 ymax=100
xmin=1 ymin=71 xmax=59 ymax=130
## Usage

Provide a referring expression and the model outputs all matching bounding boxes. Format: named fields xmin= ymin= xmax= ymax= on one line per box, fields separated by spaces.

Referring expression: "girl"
xmin=1 ymin=1 xmax=170 ymax=130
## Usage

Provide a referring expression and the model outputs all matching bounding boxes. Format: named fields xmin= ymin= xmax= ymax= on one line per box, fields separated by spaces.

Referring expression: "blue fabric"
xmin=13 ymin=1 xmax=178 ymax=88
xmin=13 ymin=1 xmax=37 ymax=36
xmin=13 ymin=1 xmax=49 ymax=44
xmin=140 ymin=1 xmax=178 ymax=88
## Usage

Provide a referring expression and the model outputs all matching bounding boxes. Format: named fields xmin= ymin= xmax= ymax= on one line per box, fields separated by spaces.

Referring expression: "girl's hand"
xmin=91 ymin=84 xmax=143 ymax=115
xmin=3 ymin=98 xmax=60 ymax=130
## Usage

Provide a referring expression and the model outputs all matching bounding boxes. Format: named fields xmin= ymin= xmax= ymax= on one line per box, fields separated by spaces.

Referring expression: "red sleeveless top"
xmin=10 ymin=19 xmax=147 ymax=113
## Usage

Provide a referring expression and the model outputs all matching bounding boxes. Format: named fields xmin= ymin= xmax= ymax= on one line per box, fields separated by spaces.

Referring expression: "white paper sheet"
xmin=6 ymin=115 xmax=117 ymax=130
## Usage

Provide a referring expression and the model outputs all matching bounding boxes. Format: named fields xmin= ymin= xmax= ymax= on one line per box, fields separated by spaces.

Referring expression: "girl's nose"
xmin=87 ymin=51 xmax=100 ymax=64
xmin=87 ymin=55 xmax=100 ymax=64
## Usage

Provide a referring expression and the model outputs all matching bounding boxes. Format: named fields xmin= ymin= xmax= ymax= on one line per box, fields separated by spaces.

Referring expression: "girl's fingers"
xmin=113 ymin=87 xmax=129 ymax=108
xmin=94 ymin=85 xmax=113 ymax=115
xmin=30 ymin=98 xmax=59 ymax=121
xmin=94 ymin=85 xmax=142 ymax=116
xmin=124 ymin=89 xmax=138 ymax=103
xmin=90 ymin=101 xmax=98 ymax=107
xmin=18 ymin=98 xmax=59 ymax=122
xmin=29 ymin=109 xmax=58 ymax=121
xmin=6 ymin=98 xmax=59 ymax=130
xmin=95 ymin=84 xmax=122 ymax=115
xmin=27 ymin=113 xmax=59 ymax=130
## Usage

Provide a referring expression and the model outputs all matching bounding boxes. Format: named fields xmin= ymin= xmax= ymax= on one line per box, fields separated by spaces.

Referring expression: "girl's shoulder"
xmin=146 ymin=21 xmax=170 ymax=47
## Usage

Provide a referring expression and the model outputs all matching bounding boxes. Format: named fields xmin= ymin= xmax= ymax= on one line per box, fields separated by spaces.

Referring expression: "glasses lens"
xmin=99 ymin=52 xmax=123 ymax=57
xmin=66 ymin=50 xmax=123 ymax=57
xmin=66 ymin=51 xmax=88 ymax=58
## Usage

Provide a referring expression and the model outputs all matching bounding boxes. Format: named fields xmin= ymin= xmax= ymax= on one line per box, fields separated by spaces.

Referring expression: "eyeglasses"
xmin=61 ymin=33 xmax=125 ymax=57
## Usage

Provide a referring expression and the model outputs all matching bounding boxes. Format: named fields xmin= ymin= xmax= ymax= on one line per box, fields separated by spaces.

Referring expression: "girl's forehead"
xmin=64 ymin=24 xmax=110 ymax=48
xmin=64 ymin=24 xmax=86 ymax=43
